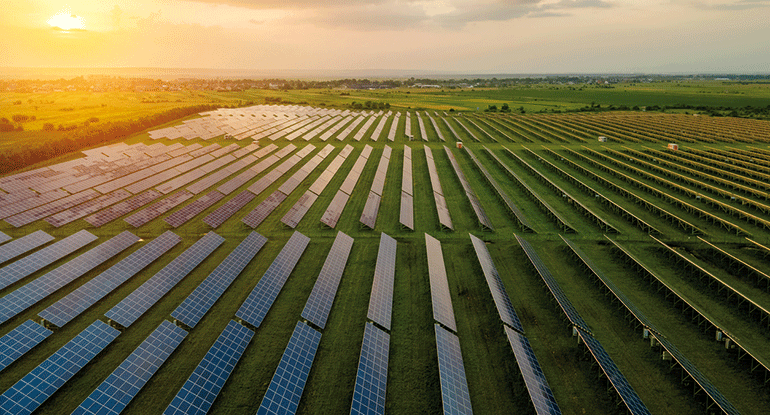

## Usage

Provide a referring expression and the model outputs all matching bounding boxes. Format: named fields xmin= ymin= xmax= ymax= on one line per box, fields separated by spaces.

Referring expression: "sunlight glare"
xmin=47 ymin=8 xmax=85 ymax=31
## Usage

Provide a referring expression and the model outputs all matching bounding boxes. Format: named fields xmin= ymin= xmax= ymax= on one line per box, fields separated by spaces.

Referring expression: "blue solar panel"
xmin=469 ymin=234 xmax=524 ymax=333
xmin=350 ymin=322 xmax=390 ymax=415
xmin=172 ymin=232 xmax=268 ymax=328
xmin=0 ymin=320 xmax=52 ymax=373
xmin=0 ymin=230 xmax=53 ymax=265
xmin=367 ymin=233 xmax=397 ymax=330
xmin=105 ymin=232 xmax=225 ymax=328
xmin=0 ymin=231 xmax=10 ymax=244
xmin=39 ymin=231 xmax=182 ymax=328
xmin=425 ymin=234 xmax=457 ymax=332
xmin=0 ymin=231 xmax=139 ymax=325
xmin=163 ymin=320 xmax=254 ymax=415
xmin=301 ymin=231 xmax=354 ymax=329
xmin=435 ymin=324 xmax=473 ymax=415
xmin=0 ymin=229 xmax=97 ymax=291
xmin=72 ymin=320 xmax=188 ymax=415
xmin=504 ymin=326 xmax=561 ymax=415
xmin=256 ymin=322 xmax=322 ymax=415
xmin=236 ymin=231 xmax=310 ymax=328
xmin=0 ymin=320 xmax=120 ymax=415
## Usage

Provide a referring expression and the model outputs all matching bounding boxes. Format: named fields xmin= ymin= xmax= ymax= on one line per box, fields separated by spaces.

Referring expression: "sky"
xmin=0 ymin=0 xmax=768 ymax=74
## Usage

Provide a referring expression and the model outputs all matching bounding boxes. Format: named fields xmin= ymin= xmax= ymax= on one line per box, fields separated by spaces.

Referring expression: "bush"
xmin=43 ymin=123 xmax=55 ymax=131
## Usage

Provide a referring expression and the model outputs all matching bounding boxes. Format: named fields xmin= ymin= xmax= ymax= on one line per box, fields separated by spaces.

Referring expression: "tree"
xmin=43 ymin=123 xmax=55 ymax=131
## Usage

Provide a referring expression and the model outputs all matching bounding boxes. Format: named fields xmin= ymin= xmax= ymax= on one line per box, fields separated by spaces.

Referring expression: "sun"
xmin=47 ymin=8 xmax=85 ymax=31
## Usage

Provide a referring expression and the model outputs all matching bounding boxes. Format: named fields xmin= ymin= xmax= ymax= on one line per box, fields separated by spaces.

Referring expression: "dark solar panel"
xmin=72 ymin=321 xmax=188 ymax=415
xmin=256 ymin=322 xmax=322 ymax=415
xmin=469 ymin=234 xmax=524 ymax=333
xmin=320 ymin=190 xmax=350 ymax=229
xmin=236 ymin=231 xmax=310 ymax=328
xmin=44 ymin=189 xmax=132 ymax=227
xmin=0 ymin=229 xmax=97 ymax=291
xmin=425 ymin=234 xmax=457 ymax=332
xmin=124 ymin=190 xmax=193 ymax=227
xmin=241 ymin=191 xmax=288 ymax=228
xmin=0 ymin=320 xmax=52 ymax=373
xmin=444 ymin=147 xmax=494 ymax=230
xmin=367 ymin=233 xmax=397 ymax=330
xmin=0 ymin=320 xmax=120 ymax=415
xmin=38 ymin=231 xmax=181 ymax=328
xmin=424 ymin=147 xmax=453 ymax=230
xmin=503 ymin=326 xmax=561 ymax=415
xmin=105 ymin=232 xmax=225 ymax=328
xmin=84 ymin=189 xmax=162 ymax=227
xmin=163 ymin=320 xmax=254 ymax=415
xmin=280 ymin=191 xmax=318 ymax=229
xmin=172 ymin=232 xmax=268 ymax=328
xmin=204 ymin=190 xmax=256 ymax=228
xmin=164 ymin=190 xmax=225 ymax=228
xmin=0 ymin=231 xmax=139 ymax=325
xmin=301 ymin=231 xmax=354 ymax=328
xmin=435 ymin=324 xmax=473 ymax=415
xmin=360 ymin=192 xmax=381 ymax=229
xmin=0 ymin=229 xmax=54 ymax=265
xmin=576 ymin=330 xmax=651 ymax=415
xmin=350 ymin=323 xmax=390 ymax=415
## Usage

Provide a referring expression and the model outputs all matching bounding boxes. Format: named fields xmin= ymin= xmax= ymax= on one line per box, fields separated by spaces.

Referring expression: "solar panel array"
xmin=72 ymin=321 xmax=188 ymax=415
xmin=0 ymin=231 xmax=10 ymax=244
xmin=321 ymin=145 xmax=373 ymax=228
xmin=0 ymin=229 xmax=53 ymax=265
xmin=424 ymin=146 xmax=453 ymax=230
xmin=172 ymin=231 xmax=268 ymax=328
xmin=39 ymin=231 xmax=182 ymax=328
xmin=400 ymin=146 xmax=414 ymax=230
xmin=217 ymin=144 xmax=287 ymax=195
xmin=0 ymin=320 xmax=52 ymax=373
xmin=441 ymin=117 xmax=461 ymax=142
xmin=387 ymin=113 xmax=400 ymax=142
xmin=105 ymin=232 xmax=225 ymax=328
xmin=124 ymin=190 xmax=194 ymax=227
xmin=246 ymin=145 xmax=315 ymax=196
xmin=337 ymin=115 xmax=366 ymax=141
xmin=360 ymin=146 xmax=391 ymax=229
xmin=514 ymin=234 xmax=592 ymax=334
xmin=426 ymin=113 xmax=447 ymax=142
xmin=443 ymin=147 xmax=494 ymax=230
xmin=0 ymin=231 xmax=139 ymax=325
xmin=425 ymin=233 xmax=457 ymax=332
xmin=0 ymin=320 xmax=120 ymax=415
xmin=236 ymin=231 xmax=310 ymax=328
xmin=416 ymin=112 xmax=429 ymax=141
xmin=163 ymin=320 xmax=254 ymax=415
xmin=469 ymin=234 xmax=524 ymax=333
xmin=453 ymin=118 xmax=481 ymax=142
xmin=164 ymin=190 xmax=225 ymax=228
xmin=435 ymin=324 xmax=473 ymax=415
xmin=370 ymin=113 xmax=390 ymax=142
xmin=43 ymin=189 xmax=132 ymax=227
xmin=503 ymin=326 xmax=561 ymax=415
xmin=353 ymin=115 xmax=378 ymax=141
xmin=5 ymin=189 xmax=99 ymax=227
xmin=405 ymin=112 xmax=412 ymax=138
xmin=282 ymin=145 xmax=354 ymax=228
xmin=256 ymin=321 xmax=322 ymax=415
xmin=367 ymin=233 xmax=397 ymax=330
xmin=204 ymin=190 xmax=256 ymax=228
xmin=242 ymin=191 xmax=288 ymax=228
xmin=0 ymin=229 xmax=97 ymax=291
xmin=301 ymin=231 xmax=354 ymax=329
xmin=350 ymin=322 xmax=390 ymax=415
xmin=84 ymin=189 xmax=162 ymax=227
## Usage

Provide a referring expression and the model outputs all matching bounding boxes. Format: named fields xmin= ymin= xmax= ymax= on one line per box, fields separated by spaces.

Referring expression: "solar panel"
xmin=0 ymin=231 xmax=11 ymax=244
xmin=575 ymin=330 xmax=651 ymax=415
xmin=124 ymin=190 xmax=193 ymax=227
xmin=163 ymin=320 xmax=254 ymax=415
xmin=39 ymin=231 xmax=181 ymax=328
xmin=0 ymin=229 xmax=97 ymax=291
xmin=0 ymin=231 xmax=139 ymax=325
xmin=204 ymin=190 xmax=256 ymax=228
xmin=44 ymin=189 xmax=133 ymax=227
xmin=444 ymin=147 xmax=494 ymax=230
xmin=241 ymin=191 xmax=288 ymax=228
xmin=399 ymin=192 xmax=414 ymax=230
xmin=424 ymin=147 xmax=453 ymax=230
xmin=172 ymin=232 xmax=268 ymax=328
xmin=280 ymin=191 xmax=318 ymax=229
xmin=425 ymin=234 xmax=457 ymax=332
xmin=236 ymin=231 xmax=310 ymax=328
xmin=469 ymin=234 xmax=524 ymax=333
xmin=105 ymin=232 xmax=225 ymax=328
xmin=359 ymin=192 xmax=381 ymax=229
xmin=5 ymin=189 xmax=99 ymax=227
xmin=301 ymin=231 xmax=354 ymax=329
xmin=256 ymin=322 xmax=322 ymax=415
xmin=0 ymin=229 xmax=54 ymax=265
xmin=435 ymin=324 xmax=473 ymax=415
xmin=0 ymin=320 xmax=52 ymax=373
xmin=84 ymin=189 xmax=162 ymax=227
xmin=320 ymin=190 xmax=350 ymax=229
xmin=350 ymin=322 xmax=390 ymax=415
xmin=0 ymin=320 xmax=120 ymax=415
xmin=164 ymin=190 xmax=225 ymax=228
xmin=72 ymin=320 xmax=188 ymax=415
xmin=503 ymin=326 xmax=561 ymax=415
xmin=367 ymin=233 xmax=397 ymax=330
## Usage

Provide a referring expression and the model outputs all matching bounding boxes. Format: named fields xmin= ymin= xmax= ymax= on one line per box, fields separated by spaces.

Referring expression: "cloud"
xmin=690 ymin=0 xmax=770 ymax=10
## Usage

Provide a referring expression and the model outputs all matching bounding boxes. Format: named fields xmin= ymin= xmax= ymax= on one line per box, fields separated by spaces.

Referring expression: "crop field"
xmin=1 ymin=106 xmax=770 ymax=415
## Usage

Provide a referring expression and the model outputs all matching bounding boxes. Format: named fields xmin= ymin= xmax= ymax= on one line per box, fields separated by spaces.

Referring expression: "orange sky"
xmin=1 ymin=0 xmax=768 ymax=73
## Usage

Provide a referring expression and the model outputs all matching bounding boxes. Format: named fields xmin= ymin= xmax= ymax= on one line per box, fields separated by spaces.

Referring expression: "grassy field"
xmin=1 ymin=97 xmax=770 ymax=414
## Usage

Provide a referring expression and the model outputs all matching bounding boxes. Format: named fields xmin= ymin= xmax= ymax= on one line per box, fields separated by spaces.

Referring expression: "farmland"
xmin=1 ymin=100 xmax=770 ymax=415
